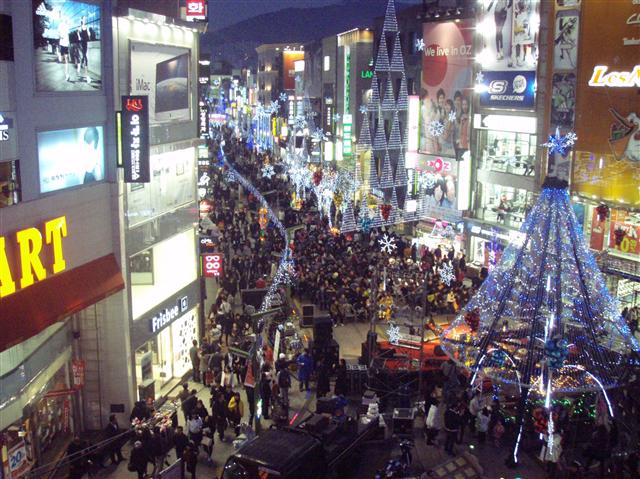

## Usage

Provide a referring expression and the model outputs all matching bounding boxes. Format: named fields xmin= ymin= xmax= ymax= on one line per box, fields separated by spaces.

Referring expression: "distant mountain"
xmin=202 ymin=0 xmax=417 ymax=69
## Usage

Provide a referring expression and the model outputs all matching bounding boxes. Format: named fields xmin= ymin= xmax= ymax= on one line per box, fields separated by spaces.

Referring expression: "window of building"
xmin=476 ymin=129 xmax=537 ymax=177
xmin=476 ymin=182 xmax=535 ymax=228
xmin=0 ymin=14 xmax=13 ymax=61
xmin=0 ymin=160 xmax=21 ymax=208
xmin=324 ymin=55 xmax=330 ymax=71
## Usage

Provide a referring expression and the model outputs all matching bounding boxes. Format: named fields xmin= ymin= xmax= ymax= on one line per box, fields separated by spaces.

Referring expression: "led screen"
xmin=38 ymin=126 xmax=104 ymax=193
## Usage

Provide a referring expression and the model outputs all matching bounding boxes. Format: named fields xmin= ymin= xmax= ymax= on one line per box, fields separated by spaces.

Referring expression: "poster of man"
xmin=419 ymin=20 xmax=473 ymax=159
xmin=32 ymin=0 xmax=101 ymax=91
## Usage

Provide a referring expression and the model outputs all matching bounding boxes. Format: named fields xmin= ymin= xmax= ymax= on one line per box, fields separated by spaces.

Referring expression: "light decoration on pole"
xmin=439 ymin=133 xmax=638 ymax=465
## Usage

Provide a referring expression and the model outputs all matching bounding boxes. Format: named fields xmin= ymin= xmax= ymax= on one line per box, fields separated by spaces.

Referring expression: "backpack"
xmin=278 ymin=369 xmax=291 ymax=388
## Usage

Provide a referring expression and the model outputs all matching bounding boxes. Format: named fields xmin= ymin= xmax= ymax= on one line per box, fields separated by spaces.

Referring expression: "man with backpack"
xmin=277 ymin=365 xmax=292 ymax=407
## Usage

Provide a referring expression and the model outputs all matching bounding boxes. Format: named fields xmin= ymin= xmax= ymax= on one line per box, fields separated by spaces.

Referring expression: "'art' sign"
xmin=202 ymin=253 xmax=223 ymax=278
xmin=0 ymin=216 xmax=68 ymax=298
xmin=120 ymin=96 xmax=150 ymax=183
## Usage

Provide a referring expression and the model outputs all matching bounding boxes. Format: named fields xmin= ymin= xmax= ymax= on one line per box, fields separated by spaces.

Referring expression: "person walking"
xmin=211 ymin=394 xmax=228 ymax=442
xmin=105 ymin=414 xmax=125 ymax=465
xmin=260 ymin=371 xmax=273 ymax=419
xmin=189 ymin=340 xmax=200 ymax=383
xmin=444 ymin=402 xmax=461 ymax=456
xmin=128 ymin=441 xmax=148 ymax=479
xmin=187 ymin=414 xmax=203 ymax=448
xmin=182 ymin=442 xmax=198 ymax=479
xmin=296 ymin=349 xmax=313 ymax=392
xmin=277 ymin=365 xmax=291 ymax=407
xmin=172 ymin=426 xmax=189 ymax=462
xmin=475 ymin=407 xmax=490 ymax=444
xmin=181 ymin=389 xmax=198 ymax=424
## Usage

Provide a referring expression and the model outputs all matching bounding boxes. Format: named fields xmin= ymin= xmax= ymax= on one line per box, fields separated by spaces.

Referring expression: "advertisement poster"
xmin=553 ymin=10 xmax=579 ymax=70
xmin=609 ymin=209 xmax=640 ymax=256
xmin=571 ymin=0 xmax=640 ymax=206
xmin=38 ymin=126 xmax=104 ymax=194
xmin=71 ymin=359 xmax=85 ymax=388
xmin=419 ymin=20 xmax=473 ymax=158
xmin=8 ymin=441 xmax=31 ymax=479
xmin=551 ymin=72 xmax=576 ymax=128
xmin=415 ymin=154 xmax=459 ymax=220
xmin=282 ymin=51 xmax=304 ymax=90
xmin=32 ymin=0 xmax=101 ymax=91
xmin=477 ymin=0 xmax=539 ymax=71
xmin=120 ymin=96 xmax=150 ymax=183
xmin=478 ymin=70 xmax=536 ymax=109
xmin=130 ymin=42 xmax=191 ymax=124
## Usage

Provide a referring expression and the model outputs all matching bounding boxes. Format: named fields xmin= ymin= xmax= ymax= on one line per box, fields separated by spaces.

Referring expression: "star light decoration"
xmin=427 ymin=120 xmax=445 ymax=137
xmin=415 ymin=38 xmax=425 ymax=52
xmin=387 ymin=323 xmax=401 ymax=345
xmin=262 ymin=164 xmax=276 ymax=179
xmin=378 ymin=234 xmax=397 ymax=254
xmin=543 ymin=128 xmax=578 ymax=157
xmin=475 ymin=71 xmax=485 ymax=84
xmin=439 ymin=262 xmax=455 ymax=286
xmin=333 ymin=113 xmax=341 ymax=123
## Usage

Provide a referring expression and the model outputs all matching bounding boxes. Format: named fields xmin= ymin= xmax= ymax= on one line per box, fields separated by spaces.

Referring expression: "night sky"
xmin=210 ymin=0 xmax=342 ymax=31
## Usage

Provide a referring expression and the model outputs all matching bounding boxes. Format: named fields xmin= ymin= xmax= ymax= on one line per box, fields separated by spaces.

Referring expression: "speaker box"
xmin=313 ymin=315 xmax=333 ymax=344
xmin=301 ymin=305 xmax=314 ymax=328
xmin=311 ymin=339 xmax=339 ymax=369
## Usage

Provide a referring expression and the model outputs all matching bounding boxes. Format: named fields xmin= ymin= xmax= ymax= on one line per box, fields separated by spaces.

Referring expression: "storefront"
xmin=131 ymin=285 xmax=200 ymax=402
xmin=465 ymin=220 xmax=525 ymax=269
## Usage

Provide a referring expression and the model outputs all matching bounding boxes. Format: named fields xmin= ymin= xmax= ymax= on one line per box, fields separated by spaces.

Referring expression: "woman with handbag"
xmin=128 ymin=441 xmax=148 ymax=479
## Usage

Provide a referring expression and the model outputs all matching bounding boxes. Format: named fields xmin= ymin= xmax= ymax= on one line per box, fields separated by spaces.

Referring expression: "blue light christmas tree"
xmin=440 ymin=131 xmax=640 ymax=465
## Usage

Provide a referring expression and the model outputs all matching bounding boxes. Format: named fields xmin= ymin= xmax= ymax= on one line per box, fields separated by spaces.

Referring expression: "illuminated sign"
xmin=360 ymin=70 xmax=373 ymax=79
xmin=186 ymin=0 xmax=207 ymax=21
xmin=0 ymin=113 xmax=12 ymax=142
xmin=202 ymin=253 xmax=223 ymax=278
xmin=588 ymin=65 xmax=640 ymax=88
xmin=344 ymin=48 xmax=351 ymax=114
xmin=0 ymin=216 xmax=68 ymax=298
xmin=120 ymin=96 xmax=150 ymax=183
xmin=150 ymin=296 xmax=189 ymax=333
xmin=199 ymin=101 xmax=209 ymax=139
xmin=477 ymin=71 xmax=536 ymax=109
xmin=343 ymin=114 xmax=352 ymax=157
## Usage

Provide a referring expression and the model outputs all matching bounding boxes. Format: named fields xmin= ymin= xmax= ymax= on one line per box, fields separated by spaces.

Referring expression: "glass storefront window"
xmin=476 ymin=130 xmax=536 ymax=177
xmin=475 ymin=182 xmax=534 ymax=228
xmin=0 ymin=160 xmax=21 ymax=208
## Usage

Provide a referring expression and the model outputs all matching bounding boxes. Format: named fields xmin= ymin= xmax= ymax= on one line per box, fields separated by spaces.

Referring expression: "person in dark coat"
xmin=260 ymin=371 xmax=272 ymax=419
xmin=211 ymin=394 xmax=228 ymax=442
xmin=129 ymin=441 xmax=148 ymax=479
xmin=130 ymin=401 xmax=151 ymax=423
xmin=316 ymin=358 xmax=330 ymax=398
xmin=444 ymin=402 xmax=461 ymax=456
xmin=334 ymin=359 xmax=348 ymax=397
xmin=172 ymin=426 xmax=189 ymax=461
xmin=182 ymin=442 xmax=198 ymax=479
xmin=67 ymin=436 xmax=90 ymax=479
xmin=105 ymin=414 xmax=125 ymax=464
xmin=181 ymin=390 xmax=198 ymax=423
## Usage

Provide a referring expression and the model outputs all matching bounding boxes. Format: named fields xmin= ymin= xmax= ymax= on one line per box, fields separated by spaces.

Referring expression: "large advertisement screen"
xmin=38 ymin=126 xmax=104 ymax=193
xmin=571 ymin=0 xmax=639 ymax=206
xmin=283 ymin=51 xmax=304 ymax=90
xmin=475 ymin=0 xmax=539 ymax=109
xmin=32 ymin=0 xmax=101 ymax=91
xmin=130 ymin=42 xmax=191 ymax=124
xmin=419 ymin=20 xmax=473 ymax=159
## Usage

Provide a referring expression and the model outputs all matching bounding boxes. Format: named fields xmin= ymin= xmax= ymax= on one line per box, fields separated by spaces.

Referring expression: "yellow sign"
xmin=0 ymin=216 xmax=68 ymax=298
xmin=588 ymin=65 xmax=640 ymax=88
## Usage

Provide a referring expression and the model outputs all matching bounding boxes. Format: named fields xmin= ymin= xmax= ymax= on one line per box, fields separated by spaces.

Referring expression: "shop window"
xmin=476 ymin=182 xmax=534 ymax=228
xmin=130 ymin=250 xmax=154 ymax=285
xmin=0 ymin=14 xmax=13 ymax=61
xmin=476 ymin=130 xmax=536 ymax=177
xmin=0 ymin=160 xmax=21 ymax=208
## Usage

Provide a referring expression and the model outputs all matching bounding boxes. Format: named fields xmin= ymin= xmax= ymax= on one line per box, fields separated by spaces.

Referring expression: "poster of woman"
xmin=419 ymin=20 xmax=473 ymax=159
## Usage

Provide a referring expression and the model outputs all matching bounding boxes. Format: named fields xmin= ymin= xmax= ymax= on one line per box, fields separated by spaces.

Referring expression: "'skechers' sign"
xmin=120 ymin=96 xmax=150 ymax=183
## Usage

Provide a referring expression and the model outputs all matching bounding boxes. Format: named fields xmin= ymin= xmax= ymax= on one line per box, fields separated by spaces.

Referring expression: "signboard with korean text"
xmin=185 ymin=0 xmax=207 ymax=22
xmin=202 ymin=253 xmax=223 ymax=278
xmin=120 ymin=96 xmax=150 ymax=183
xmin=71 ymin=359 xmax=85 ymax=388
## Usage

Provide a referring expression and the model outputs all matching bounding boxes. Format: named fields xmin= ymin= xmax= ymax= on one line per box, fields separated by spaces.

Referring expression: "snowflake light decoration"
xmin=378 ymin=234 xmax=397 ymax=254
xmin=333 ymin=113 xmax=341 ymax=123
xmin=224 ymin=170 xmax=236 ymax=183
xmin=262 ymin=164 xmax=276 ymax=179
xmin=415 ymin=38 xmax=425 ymax=52
xmin=419 ymin=173 xmax=437 ymax=190
xmin=360 ymin=216 xmax=372 ymax=233
xmin=359 ymin=104 xmax=368 ymax=115
xmin=388 ymin=323 xmax=401 ymax=345
xmin=543 ymin=127 xmax=578 ymax=157
xmin=427 ymin=120 xmax=445 ymax=137
xmin=448 ymin=110 xmax=457 ymax=122
xmin=475 ymin=71 xmax=485 ymax=84
xmin=269 ymin=101 xmax=280 ymax=114
xmin=439 ymin=262 xmax=455 ymax=286
xmin=293 ymin=115 xmax=307 ymax=130
xmin=279 ymin=92 xmax=288 ymax=102
xmin=311 ymin=128 xmax=327 ymax=143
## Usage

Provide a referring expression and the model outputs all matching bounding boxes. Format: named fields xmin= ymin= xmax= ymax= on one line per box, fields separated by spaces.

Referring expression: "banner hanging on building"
xmin=120 ymin=95 xmax=150 ymax=183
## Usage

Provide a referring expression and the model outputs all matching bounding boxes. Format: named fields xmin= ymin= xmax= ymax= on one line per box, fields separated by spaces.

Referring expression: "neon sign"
xmin=588 ymin=65 xmax=640 ymax=88
xmin=0 ymin=216 xmax=68 ymax=298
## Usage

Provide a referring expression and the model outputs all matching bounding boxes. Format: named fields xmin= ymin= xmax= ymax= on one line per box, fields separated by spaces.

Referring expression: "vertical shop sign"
xmin=120 ymin=96 xmax=150 ymax=183
xmin=71 ymin=360 xmax=85 ymax=389
xmin=198 ymin=102 xmax=209 ymax=140
xmin=63 ymin=399 xmax=70 ymax=432
xmin=202 ymin=253 xmax=223 ymax=277
xmin=343 ymin=114 xmax=352 ymax=157
xmin=185 ymin=0 xmax=207 ymax=21
xmin=589 ymin=209 xmax=606 ymax=251
xmin=344 ymin=48 xmax=351 ymax=115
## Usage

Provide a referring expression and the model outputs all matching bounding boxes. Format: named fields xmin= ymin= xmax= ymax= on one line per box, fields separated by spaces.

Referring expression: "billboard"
xmin=608 ymin=209 xmax=640 ymax=257
xmin=130 ymin=42 xmax=191 ymax=124
xmin=283 ymin=51 xmax=304 ymax=90
xmin=38 ymin=126 xmax=104 ymax=193
xmin=415 ymin=154 xmax=460 ymax=220
xmin=120 ymin=96 xmax=150 ymax=183
xmin=32 ymin=0 xmax=101 ymax=92
xmin=419 ymin=20 xmax=474 ymax=158
xmin=475 ymin=0 xmax=540 ymax=110
xmin=571 ymin=0 xmax=640 ymax=206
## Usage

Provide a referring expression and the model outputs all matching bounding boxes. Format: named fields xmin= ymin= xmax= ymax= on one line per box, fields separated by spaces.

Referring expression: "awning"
xmin=0 ymin=254 xmax=124 ymax=352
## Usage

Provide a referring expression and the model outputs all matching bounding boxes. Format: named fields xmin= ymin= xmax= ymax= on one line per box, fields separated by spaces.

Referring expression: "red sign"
xmin=72 ymin=359 xmax=85 ymax=388
xmin=589 ymin=209 xmax=606 ymax=251
xmin=608 ymin=210 xmax=640 ymax=256
xmin=186 ymin=0 xmax=206 ymax=21
xmin=202 ymin=253 xmax=223 ymax=278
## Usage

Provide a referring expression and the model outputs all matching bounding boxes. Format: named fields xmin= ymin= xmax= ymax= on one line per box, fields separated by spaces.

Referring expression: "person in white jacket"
xmin=539 ymin=429 xmax=563 ymax=478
